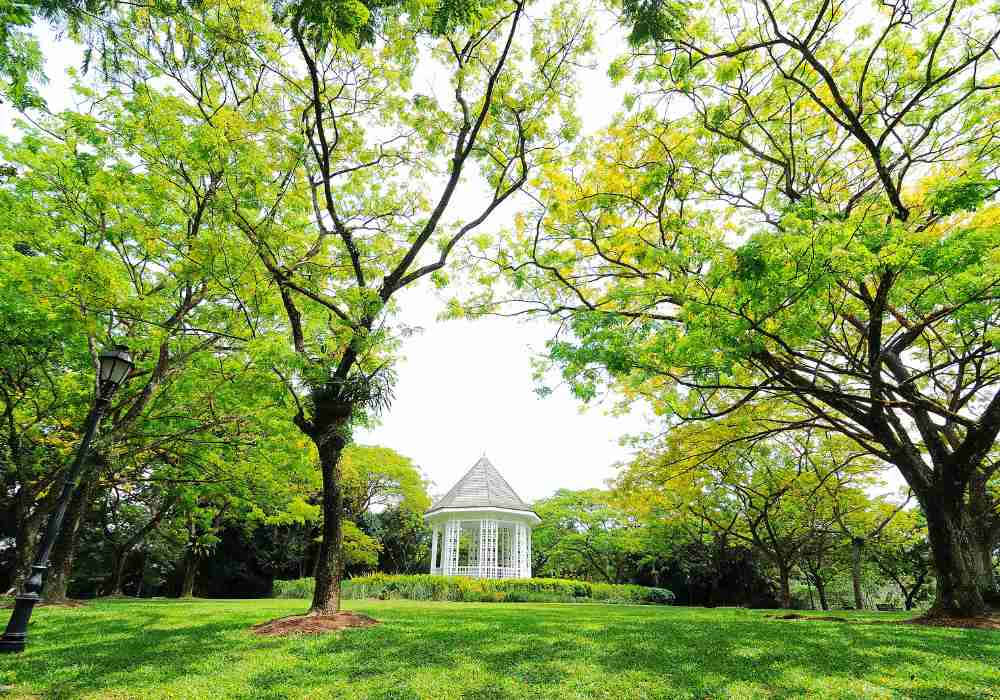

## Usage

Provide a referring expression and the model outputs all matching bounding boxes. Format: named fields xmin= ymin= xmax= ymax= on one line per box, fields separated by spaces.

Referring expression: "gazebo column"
xmin=443 ymin=520 xmax=461 ymax=576
xmin=479 ymin=519 xmax=497 ymax=579
xmin=516 ymin=523 xmax=528 ymax=578
xmin=525 ymin=525 xmax=532 ymax=578
xmin=429 ymin=526 xmax=439 ymax=575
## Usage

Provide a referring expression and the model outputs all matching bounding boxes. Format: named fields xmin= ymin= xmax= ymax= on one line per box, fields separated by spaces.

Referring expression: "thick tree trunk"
xmin=10 ymin=516 xmax=40 ymax=594
xmin=923 ymin=498 xmax=988 ymax=617
xmin=971 ymin=538 xmax=998 ymax=605
xmin=44 ymin=479 xmax=94 ymax=602
xmin=310 ymin=435 xmax=347 ymax=615
xmin=778 ymin=567 xmax=792 ymax=609
xmin=851 ymin=537 xmax=865 ymax=610
xmin=967 ymin=476 xmax=999 ymax=604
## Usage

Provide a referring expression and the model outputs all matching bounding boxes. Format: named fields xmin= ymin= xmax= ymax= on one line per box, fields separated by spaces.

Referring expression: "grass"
xmin=0 ymin=598 xmax=997 ymax=699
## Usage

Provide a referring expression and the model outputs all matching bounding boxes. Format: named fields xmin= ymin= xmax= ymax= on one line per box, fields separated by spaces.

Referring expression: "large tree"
xmin=0 ymin=66 xmax=315 ymax=596
xmin=197 ymin=0 xmax=591 ymax=614
xmin=471 ymin=0 xmax=1000 ymax=616
xmin=532 ymin=488 xmax=641 ymax=582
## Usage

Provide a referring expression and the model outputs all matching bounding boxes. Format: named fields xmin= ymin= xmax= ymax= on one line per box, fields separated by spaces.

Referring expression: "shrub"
xmin=272 ymin=575 xmax=674 ymax=606
xmin=272 ymin=578 xmax=314 ymax=599
xmin=644 ymin=587 xmax=677 ymax=605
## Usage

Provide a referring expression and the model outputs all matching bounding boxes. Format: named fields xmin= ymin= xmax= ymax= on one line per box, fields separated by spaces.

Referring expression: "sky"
xmin=3 ymin=13 xmax=651 ymax=505
xmin=353 ymin=8 xmax=648 ymax=502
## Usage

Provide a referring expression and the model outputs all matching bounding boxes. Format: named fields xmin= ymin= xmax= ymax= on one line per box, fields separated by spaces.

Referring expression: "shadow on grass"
xmin=0 ymin=599 xmax=997 ymax=699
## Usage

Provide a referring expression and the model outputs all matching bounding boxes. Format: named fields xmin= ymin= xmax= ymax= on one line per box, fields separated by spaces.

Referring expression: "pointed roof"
xmin=427 ymin=457 xmax=534 ymax=514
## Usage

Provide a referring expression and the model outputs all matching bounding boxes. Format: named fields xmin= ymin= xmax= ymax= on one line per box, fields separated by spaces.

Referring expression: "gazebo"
xmin=426 ymin=457 xmax=540 ymax=579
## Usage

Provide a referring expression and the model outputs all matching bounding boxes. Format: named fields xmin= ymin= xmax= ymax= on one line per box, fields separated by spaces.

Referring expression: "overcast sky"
xmin=353 ymin=9 xmax=647 ymax=502
xmin=2 ymin=14 xmax=652 ymax=504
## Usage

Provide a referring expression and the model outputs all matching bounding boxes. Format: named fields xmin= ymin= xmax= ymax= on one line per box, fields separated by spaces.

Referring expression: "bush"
xmin=644 ymin=587 xmax=677 ymax=605
xmin=272 ymin=574 xmax=674 ymax=606
xmin=272 ymin=578 xmax=314 ymax=599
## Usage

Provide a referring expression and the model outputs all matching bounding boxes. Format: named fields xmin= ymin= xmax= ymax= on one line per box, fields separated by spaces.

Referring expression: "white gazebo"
xmin=426 ymin=457 xmax=540 ymax=579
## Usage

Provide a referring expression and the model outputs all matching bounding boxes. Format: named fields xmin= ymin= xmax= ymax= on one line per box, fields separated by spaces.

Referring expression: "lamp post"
xmin=0 ymin=345 xmax=133 ymax=654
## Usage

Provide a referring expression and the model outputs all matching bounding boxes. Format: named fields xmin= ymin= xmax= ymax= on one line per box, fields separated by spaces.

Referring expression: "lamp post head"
xmin=98 ymin=344 xmax=134 ymax=399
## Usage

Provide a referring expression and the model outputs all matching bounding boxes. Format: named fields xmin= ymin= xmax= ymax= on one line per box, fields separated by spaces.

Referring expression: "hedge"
xmin=273 ymin=574 xmax=675 ymax=605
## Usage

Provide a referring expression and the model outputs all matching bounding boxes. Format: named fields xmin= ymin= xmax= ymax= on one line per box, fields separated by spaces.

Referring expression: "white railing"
xmin=432 ymin=565 xmax=524 ymax=579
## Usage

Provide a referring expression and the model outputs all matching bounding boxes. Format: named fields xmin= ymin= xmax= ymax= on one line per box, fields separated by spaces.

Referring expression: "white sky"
xmin=357 ymin=11 xmax=648 ymax=502
xmin=3 ymin=15 xmax=651 ymax=505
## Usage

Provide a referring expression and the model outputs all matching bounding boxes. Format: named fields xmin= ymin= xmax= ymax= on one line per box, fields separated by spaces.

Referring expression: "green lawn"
xmin=0 ymin=598 xmax=997 ymax=699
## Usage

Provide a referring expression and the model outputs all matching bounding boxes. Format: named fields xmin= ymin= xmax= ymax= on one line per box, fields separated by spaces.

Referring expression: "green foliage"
xmin=427 ymin=0 xmax=482 ymax=35
xmin=926 ymin=176 xmax=999 ymax=216
xmin=531 ymin=488 xmax=642 ymax=583
xmin=0 ymin=0 xmax=42 ymax=107
xmin=619 ymin=0 xmax=685 ymax=46
xmin=340 ymin=444 xmax=431 ymax=517
xmin=273 ymin=574 xmax=674 ymax=604
xmin=274 ymin=0 xmax=397 ymax=47
xmin=360 ymin=505 xmax=431 ymax=573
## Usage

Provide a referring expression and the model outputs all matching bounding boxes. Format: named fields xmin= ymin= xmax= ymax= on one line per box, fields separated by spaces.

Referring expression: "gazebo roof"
xmin=426 ymin=457 xmax=535 ymax=515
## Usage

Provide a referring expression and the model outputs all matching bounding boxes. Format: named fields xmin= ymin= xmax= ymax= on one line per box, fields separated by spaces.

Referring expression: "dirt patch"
xmin=902 ymin=615 xmax=1000 ymax=631
xmin=251 ymin=612 xmax=379 ymax=636
xmin=768 ymin=611 xmax=1000 ymax=630
xmin=769 ymin=613 xmax=849 ymax=622
xmin=2 ymin=598 xmax=87 ymax=609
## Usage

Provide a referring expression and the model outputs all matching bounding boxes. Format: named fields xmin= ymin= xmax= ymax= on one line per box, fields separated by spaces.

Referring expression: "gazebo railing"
xmin=430 ymin=565 xmax=525 ymax=579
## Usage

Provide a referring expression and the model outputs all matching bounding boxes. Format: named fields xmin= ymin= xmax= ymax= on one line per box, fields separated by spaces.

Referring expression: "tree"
xmin=340 ymin=445 xmax=430 ymax=520
xmin=191 ymin=0 xmax=590 ymax=615
xmin=472 ymin=0 xmax=1000 ymax=616
xmin=361 ymin=506 xmax=431 ymax=574
xmin=871 ymin=511 xmax=935 ymax=611
xmin=823 ymin=476 xmax=911 ymax=609
xmin=99 ymin=483 xmax=179 ymax=596
xmin=619 ymin=422 xmax=892 ymax=608
xmin=532 ymin=489 xmax=640 ymax=583
xmin=0 ymin=73 xmax=319 ymax=597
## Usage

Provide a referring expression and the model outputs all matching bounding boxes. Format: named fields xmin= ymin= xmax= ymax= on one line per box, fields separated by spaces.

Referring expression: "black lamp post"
xmin=0 ymin=345 xmax=133 ymax=654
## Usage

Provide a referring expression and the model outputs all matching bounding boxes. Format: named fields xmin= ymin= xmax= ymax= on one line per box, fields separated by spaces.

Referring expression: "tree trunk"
xmin=179 ymin=548 xmax=198 ymax=598
xmin=135 ymin=550 xmax=147 ymax=598
xmin=967 ymin=475 xmax=999 ymax=604
xmin=850 ymin=537 xmax=865 ymax=610
xmin=778 ymin=566 xmax=792 ymax=609
xmin=10 ymin=516 xmax=40 ymax=594
xmin=310 ymin=434 xmax=347 ymax=615
xmin=107 ymin=550 xmax=128 ymax=596
xmin=44 ymin=479 xmax=94 ymax=602
xmin=971 ymin=537 xmax=998 ymax=605
xmin=814 ymin=577 xmax=829 ymax=611
xmin=923 ymin=497 xmax=988 ymax=617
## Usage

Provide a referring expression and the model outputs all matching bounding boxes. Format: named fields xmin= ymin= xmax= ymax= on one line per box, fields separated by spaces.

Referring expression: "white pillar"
xmin=517 ymin=523 xmax=528 ymax=578
xmin=525 ymin=525 xmax=532 ymax=578
xmin=477 ymin=520 xmax=484 ymax=578
xmin=429 ymin=526 xmax=439 ymax=575
xmin=443 ymin=520 xmax=461 ymax=576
